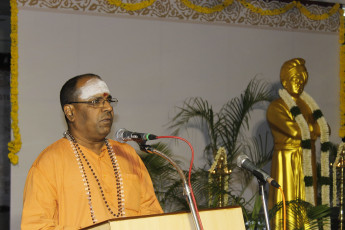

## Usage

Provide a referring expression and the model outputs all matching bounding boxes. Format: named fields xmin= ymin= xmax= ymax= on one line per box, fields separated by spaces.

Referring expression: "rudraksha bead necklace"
xmin=64 ymin=131 xmax=125 ymax=223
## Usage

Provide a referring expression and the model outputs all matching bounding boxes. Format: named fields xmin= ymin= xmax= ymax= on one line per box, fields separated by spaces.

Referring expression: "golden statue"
xmin=267 ymin=58 xmax=320 ymax=229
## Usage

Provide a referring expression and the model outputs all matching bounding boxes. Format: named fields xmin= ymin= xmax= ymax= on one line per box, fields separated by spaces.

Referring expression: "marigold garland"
xmin=296 ymin=2 xmax=340 ymax=21
xmin=238 ymin=0 xmax=295 ymax=16
xmin=340 ymin=10 xmax=345 ymax=138
xmin=9 ymin=0 xmax=21 ymax=165
xmin=180 ymin=0 xmax=234 ymax=14
xmin=106 ymin=0 xmax=156 ymax=11
xmin=105 ymin=0 xmax=340 ymax=20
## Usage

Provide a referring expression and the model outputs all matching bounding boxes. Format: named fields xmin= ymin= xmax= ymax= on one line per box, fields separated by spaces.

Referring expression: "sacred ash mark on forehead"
xmin=78 ymin=78 xmax=110 ymax=100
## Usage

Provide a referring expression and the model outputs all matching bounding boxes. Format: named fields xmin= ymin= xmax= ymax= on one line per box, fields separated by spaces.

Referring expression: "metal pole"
xmin=140 ymin=144 xmax=202 ymax=230
xmin=258 ymin=180 xmax=271 ymax=230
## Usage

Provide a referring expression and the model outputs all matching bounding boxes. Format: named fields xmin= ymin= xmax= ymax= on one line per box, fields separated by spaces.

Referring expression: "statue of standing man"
xmin=267 ymin=58 xmax=321 ymax=229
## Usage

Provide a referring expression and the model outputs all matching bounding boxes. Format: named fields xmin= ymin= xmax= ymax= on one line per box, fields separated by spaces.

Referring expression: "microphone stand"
xmin=139 ymin=144 xmax=202 ymax=230
xmin=257 ymin=179 xmax=271 ymax=230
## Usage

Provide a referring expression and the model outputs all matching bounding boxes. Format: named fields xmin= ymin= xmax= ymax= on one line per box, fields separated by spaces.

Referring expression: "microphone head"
xmin=236 ymin=154 xmax=249 ymax=168
xmin=115 ymin=128 xmax=127 ymax=143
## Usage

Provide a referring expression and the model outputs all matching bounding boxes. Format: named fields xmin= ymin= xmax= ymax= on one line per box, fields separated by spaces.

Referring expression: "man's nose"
xmin=102 ymin=100 xmax=113 ymax=111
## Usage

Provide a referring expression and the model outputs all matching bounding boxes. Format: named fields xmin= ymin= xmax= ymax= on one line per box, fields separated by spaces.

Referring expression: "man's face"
xmin=70 ymin=77 xmax=114 ymax=141
xmin=282 ymin=70 xmax=308 ymax=97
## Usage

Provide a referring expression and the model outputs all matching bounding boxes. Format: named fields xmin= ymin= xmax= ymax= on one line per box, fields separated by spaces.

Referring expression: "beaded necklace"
xmin=64 ymin=131 xmax=125 ymax=223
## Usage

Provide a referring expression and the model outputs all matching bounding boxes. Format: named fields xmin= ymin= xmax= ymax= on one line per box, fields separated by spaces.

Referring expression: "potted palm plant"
xmin=139 ymin=78 xmax=333 ymax=229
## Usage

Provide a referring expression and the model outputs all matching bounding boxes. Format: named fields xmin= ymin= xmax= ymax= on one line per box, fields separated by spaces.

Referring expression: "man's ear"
xmin=63 ymin=105 xmax=75 ymax=122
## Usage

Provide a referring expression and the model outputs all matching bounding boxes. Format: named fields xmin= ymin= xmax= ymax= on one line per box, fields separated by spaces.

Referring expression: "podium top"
xmin=82 ymin=206 xmax=245 ymax=230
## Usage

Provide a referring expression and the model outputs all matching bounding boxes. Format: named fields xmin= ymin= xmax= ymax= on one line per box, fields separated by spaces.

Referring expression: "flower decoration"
xmin=9 ymin=0 xmax=21 ymax=165
xmin=279 ymin=89 xmax=330 ymax=207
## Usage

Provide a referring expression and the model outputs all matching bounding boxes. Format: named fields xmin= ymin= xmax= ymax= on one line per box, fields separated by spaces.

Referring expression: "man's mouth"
xmin=102 ymin=118 xmax=112 ymax=121
xmin=100 ymin=117 xmax=113 ymax=124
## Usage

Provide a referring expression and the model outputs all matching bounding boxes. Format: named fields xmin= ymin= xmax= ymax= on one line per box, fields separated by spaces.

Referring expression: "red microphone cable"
xmin=157 ymin=136 xmax=204 ymax=230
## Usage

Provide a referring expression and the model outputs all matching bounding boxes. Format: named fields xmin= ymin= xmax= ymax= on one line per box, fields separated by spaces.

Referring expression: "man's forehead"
xmin=77 ymin=77 xmax=110 ymax=100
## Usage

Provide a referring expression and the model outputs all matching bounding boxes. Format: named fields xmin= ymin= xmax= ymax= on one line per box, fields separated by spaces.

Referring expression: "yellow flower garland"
xmin=105 ymin=0 xmax=340 ymax=20
xmin=339 ymin=10 xmax=345 ymax=138
xmin=238 ymin=0 xmax=296 ymax=16
xmin=9 ymin=0 xmax=21 ymax=165
xmin=106 ymin=0 xmax=156 ymax=11
xmin=180 ymin=0 xmax=234 ymax=14
xmin=296 ymin=2 xmax=340 ymax=21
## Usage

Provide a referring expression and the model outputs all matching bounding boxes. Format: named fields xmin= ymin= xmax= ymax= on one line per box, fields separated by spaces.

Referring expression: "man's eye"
xmin=91 ymin=99 xmax=102 ymax=104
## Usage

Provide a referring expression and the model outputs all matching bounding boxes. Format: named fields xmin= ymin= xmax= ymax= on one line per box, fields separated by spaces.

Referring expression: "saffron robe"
xmin=21 ymin=138 xmax=163 ymax=229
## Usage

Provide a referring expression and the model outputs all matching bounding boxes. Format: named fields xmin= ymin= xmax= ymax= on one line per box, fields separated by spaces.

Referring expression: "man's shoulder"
xmin=107 ymin=139 xmax=142 ymax=161
xmin=32 ymin=138 xmax=71 ymax=166
xmin=41 ymin=138 xmax=70 ymax=153
xmin=108 ymin=139 xmax=136 ymax=154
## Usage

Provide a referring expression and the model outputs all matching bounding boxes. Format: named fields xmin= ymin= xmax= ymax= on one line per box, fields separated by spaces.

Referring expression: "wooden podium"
xmin=82 ymin=206 xmax=245 ymax=230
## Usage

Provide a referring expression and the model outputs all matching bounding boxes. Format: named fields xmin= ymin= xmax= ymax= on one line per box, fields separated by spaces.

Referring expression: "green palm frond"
xmin=246 ymin=194 xmax=264 ymax=230
xmin=270 ymin=199 xmax=331 ymax=230
xmin=234 ymin=132 xmax=274 ymax=191
xmin=169 ymin=97 xmax=214 ymax=136
xmin=139 ymin=143 xmax=211 ymax=211
xmin=138 ymin=142 xmax=183 ymax=209
xmin=169 ymin=97 xmax=218 ymax=157
xmin=157 ymin=169 xmax=210 ymax=212
xmin=140 ymin=143 xmax=180 ymax=179
xmin=217 ymin=79 xmax=273 ymax=163
xmin=166 ymin=78 xmax=273 ymax=213
xmin=229 ymin=133 xmax=273 ymax=200
xmin=245 ymin=132 xmax=273 ymax=168
xmin=169 ymin=79 xmax=273 ymax=165
xmin=287 ymin=203 xmax=331 ymax=230
xmin=160 ymin=180 xmax=189 ymax=212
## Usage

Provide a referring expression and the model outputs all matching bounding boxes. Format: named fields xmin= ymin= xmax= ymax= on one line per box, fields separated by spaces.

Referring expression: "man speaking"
xmin=21 ymin=74 xmax=163 ymax=229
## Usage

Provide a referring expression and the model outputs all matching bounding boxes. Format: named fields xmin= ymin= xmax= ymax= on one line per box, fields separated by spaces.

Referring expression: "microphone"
xmin=115 ymin=128 xmax=157 ymax=143
xmin=236 ymin=154 xmax=280 ymax=188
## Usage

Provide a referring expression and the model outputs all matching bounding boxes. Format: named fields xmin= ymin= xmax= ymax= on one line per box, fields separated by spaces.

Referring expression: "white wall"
xmin=11 ymin=8 xmax=339 ymax=229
